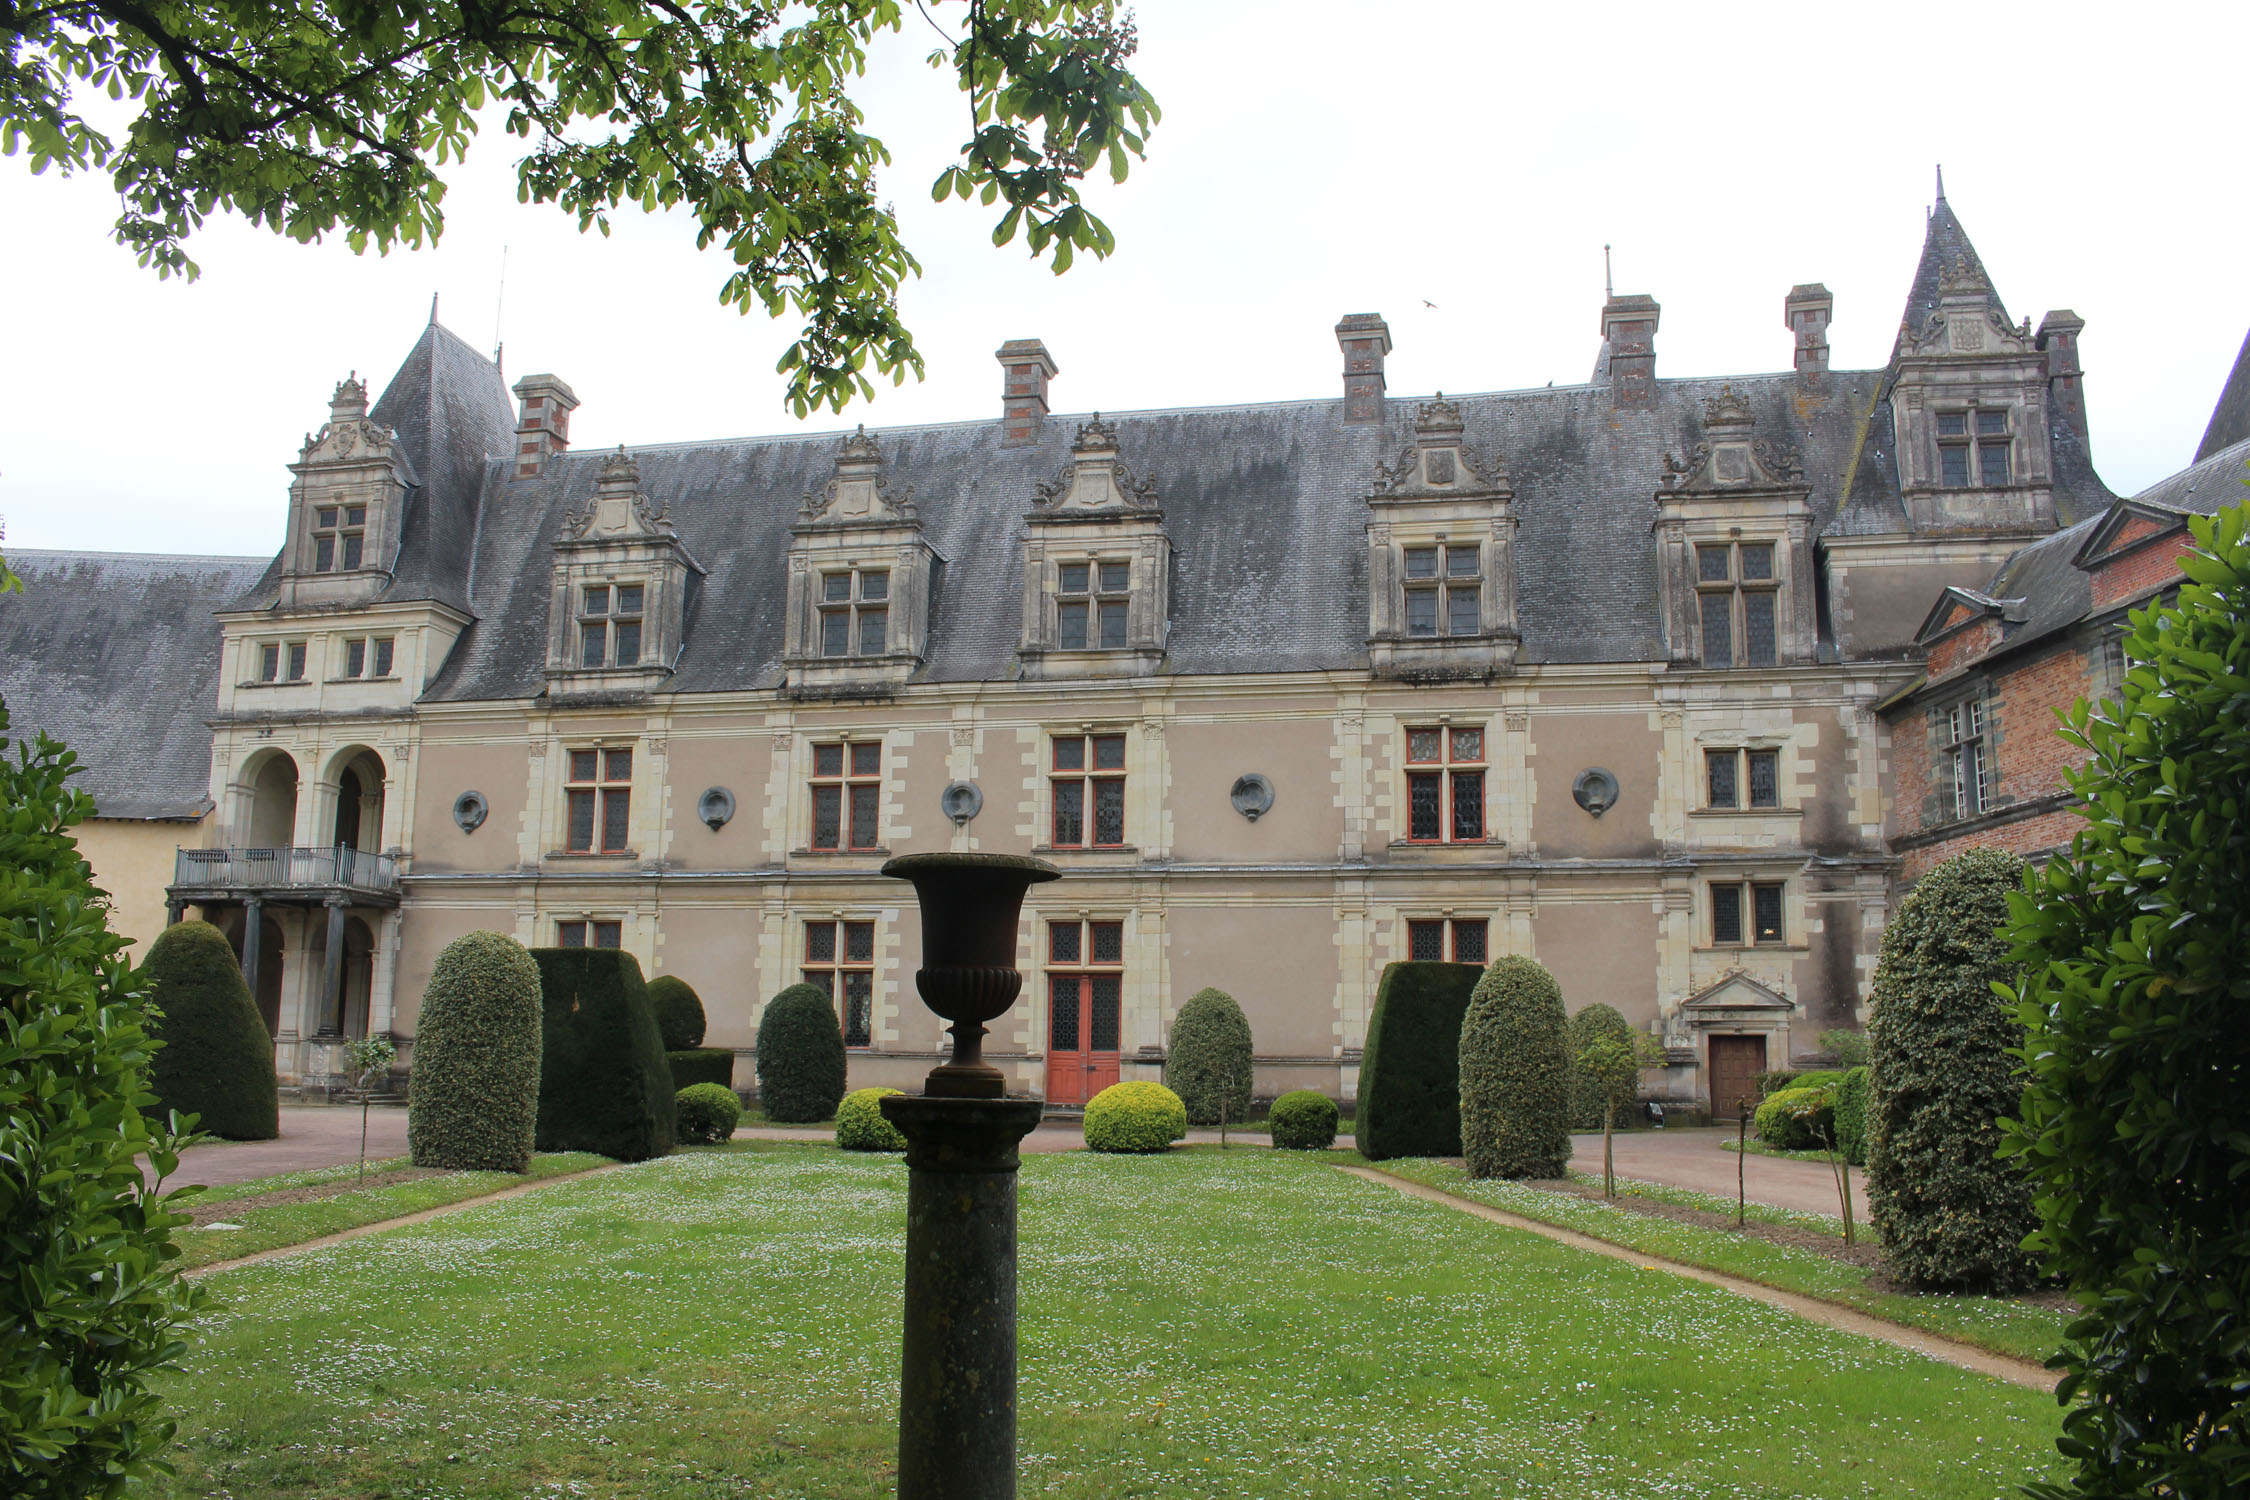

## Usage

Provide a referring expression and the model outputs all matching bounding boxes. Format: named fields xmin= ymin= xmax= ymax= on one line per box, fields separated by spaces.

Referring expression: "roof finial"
xmin=429 ymin=292 xmax=439 ymax=326
xmin=1603 ymin=243 xmax=1613 ymax=299
xmin=1935 ymin=164 xmax=1946 ymax=203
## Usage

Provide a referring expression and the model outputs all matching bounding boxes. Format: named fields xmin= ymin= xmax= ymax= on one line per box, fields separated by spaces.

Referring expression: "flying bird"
xmin=1422 ymin=300 xmax=1439 ymax=309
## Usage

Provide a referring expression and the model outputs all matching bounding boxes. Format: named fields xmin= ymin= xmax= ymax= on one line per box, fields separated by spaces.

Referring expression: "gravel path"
xmin=1569 ymin=1126 xmax=1867 ymax=1218
xmin=161 ymin=1105 xmax=411 ymax=1189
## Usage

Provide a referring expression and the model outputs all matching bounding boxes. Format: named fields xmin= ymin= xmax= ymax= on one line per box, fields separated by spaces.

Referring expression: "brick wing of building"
xmin=7 ymin=184 xmax=2242 ymax=1116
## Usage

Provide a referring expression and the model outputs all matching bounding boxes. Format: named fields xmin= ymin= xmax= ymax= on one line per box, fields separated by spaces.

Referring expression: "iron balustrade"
xmin=172 ymin=845 xmax=399 ymax=895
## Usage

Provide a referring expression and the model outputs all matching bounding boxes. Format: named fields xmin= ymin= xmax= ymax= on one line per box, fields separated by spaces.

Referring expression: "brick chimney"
xmin=512 ymin=374 xmax=579 ymax=479
xmin=996 ymin=340 xmax=1058 ymax=447
xmin=1784 ymin=284 xmax=1834 ymax=377
xmin=2037 ymin=310 xmax=2089 ymax=449
xmin=1335 ymin=314 xmax=1392 ymax=423
xmin=1601 ymin=293 xmax=1661 ymax=408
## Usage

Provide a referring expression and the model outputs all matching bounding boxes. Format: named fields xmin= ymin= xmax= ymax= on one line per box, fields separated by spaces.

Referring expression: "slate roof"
xmin=1897 ymin=184 xmax=2009 ymax=339
xmin=2195 ymin=326 xmax=2250 ymax=464
xmin=2130 ymin=433 xmax=2250 ymax=518
xmin=0 ymin=549 xmax=269 ymax=819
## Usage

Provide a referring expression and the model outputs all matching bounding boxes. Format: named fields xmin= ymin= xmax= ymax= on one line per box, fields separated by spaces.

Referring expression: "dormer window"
xmin=579 ymin=584 xmax=644 ymax=668
xmin=1696 ymin=542 xmax=1778 ymax=669
xmin=313 ymin=505 xmax=367 ymax=572
xmin=1402 ymin=544 xmax=1481 ymax=638
xmin=1058 ymin=561 xmax=1130 ymax=649
xmin=1938 ymin=410 xmax=2011 ymax=487
xmin=820 ymin=569 xmax=889 ymax=657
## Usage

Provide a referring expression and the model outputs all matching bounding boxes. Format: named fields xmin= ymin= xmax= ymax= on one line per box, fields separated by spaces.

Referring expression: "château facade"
xmin=18 ymin=185 xmax=2232 ymax=1118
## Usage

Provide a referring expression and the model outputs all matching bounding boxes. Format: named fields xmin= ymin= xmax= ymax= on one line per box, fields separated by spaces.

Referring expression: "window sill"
xmin=238 ymin=678 xmax=312 ymax=689
xmin=1688 ymin=806 xmax=1801 ymax=819
xmin=1697 ymin=942 xmax=1808 ymax=954
xmin=1387 ymin=839 xmax=1507 ymax=851
xmin=546 ymin=850 xmax=640 ymax=861
xmin=792 ymin=847 xmax=893 ymax=858
xmin=1032 ymin=845 xmax=1140 ymax=856
xmin=325 ymin=676 xmax=399 ymax=685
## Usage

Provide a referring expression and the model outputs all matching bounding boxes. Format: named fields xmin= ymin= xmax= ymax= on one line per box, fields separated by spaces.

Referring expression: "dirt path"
xmin=1572 ymin=1126 xmax=1867 ymax=1218
xmin=1341 ymin=1166 xmax=2055 ymax=1393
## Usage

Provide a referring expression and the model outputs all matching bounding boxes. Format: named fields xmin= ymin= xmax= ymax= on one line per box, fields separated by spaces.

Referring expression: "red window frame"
xmin=1405 ymin=726 xmax=1486 ymax=843
xmin=565 ymin=747 xmax=633 ymax=853
xmin=1047 ymin=918 xmax=1125 ymax=1056
xmin=810 ymin=741 xmax=883 ymax=851
xmin=1050 ymin=733 xmax=1127 ymax=848
xmin=1406 ymin=917 xmax=1489 ymax=964
xmin=557 ymin=919 xmax=622 ymax=949
xmin=804 ymin=919 xmax=876 ymax=1047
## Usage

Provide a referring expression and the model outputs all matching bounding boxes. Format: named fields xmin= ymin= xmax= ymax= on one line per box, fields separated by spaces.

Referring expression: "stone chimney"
xmin=2038 ymin=310 xmax=2089 ymax=449
xmin=996 ymin=340 xmax=1058 ymax=447
xmin=1335 ymin=314 xmax=1392 ymax=423
xmin=1784 ymin=284 xmax=1834 ymax=377
xmin=1601 ymin=294 xmax=1661 ymax=408
xmin=512 ymin=374 xmax=580 ymax=479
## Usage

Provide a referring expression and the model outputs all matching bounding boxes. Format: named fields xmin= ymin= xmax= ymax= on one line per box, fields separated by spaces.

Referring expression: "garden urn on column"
xmin=878 ymin=853 xmax=1058 ymax=1500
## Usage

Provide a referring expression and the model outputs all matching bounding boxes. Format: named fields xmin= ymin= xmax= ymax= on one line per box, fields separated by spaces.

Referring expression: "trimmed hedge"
xmin=675 ymin=1082 xmax=742 ymax=1144
xmin=1084 ymin=1081 xmax=1187 ymax=1153
xmin=1269 ymin=1090 xmax=1338 ymax=1150
xmin=530 ymin=948 xmax=676 ymax=1162
xmin=1754 ymin=1069 xmax=1801 ymax=1099
xmin=1790 ymin=1069 xmax=1845 ymax=1093
xmin=756 ymin=984 xmax=848 ymax=1123
xmin=1458 ymin=955 xmax=1572 ymax=1179
xmin=666 ymin=1048 xmax=735 ymax=1091
xmin=1565 ymin=1004 xmax=1634 ymax=1131
xmin=1356 ymin=962 xmax=1483 ymax=1161
xmin=408 ymin=930 xmax=543 ymax=1172
xmin=1754 ymin=1085 xmax=1835 ymax=1150
xmin=647 ymin=974 xmax=706 ymax=1051
xmin=1164 ymin=987 xmax=1254 ymax=1126
xmin=143 ymin=920 xmax=279 ymax=1141
xmin=836 ymin=1087 xmax=908 ymax=1152
xmin=1833 ymin=1067 xmax=1870 ymax=1166
xmin=1865 ymin=846 xmax=2037 ymax=1292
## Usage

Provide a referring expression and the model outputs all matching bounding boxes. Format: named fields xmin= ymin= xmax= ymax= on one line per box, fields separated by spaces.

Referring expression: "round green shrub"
xmin=1832 ymin=1066 xmax=1870 ymax=1166
xmin=1458 ymin=955 xmax=1572 ymax=1179
xmin=1083 ymin=1081 xmax=1187 ymax=1153
xmin=1818 ymin=1028 xmax=1872 ymax=1069
xmin=1790 ymin=1069 xmax=1845 ymax=1093
xmin=647 ymin=974 xmax=706 ymax=1051
xmin=1866 ymin=846 xmax=2037 ymax=1292
xmin=756 ymin=983 xmax=847 ymax=1123
xmin=531 ymin=948 xmax=677 ymax=1162
xmin=143 ymin=919 xmax=279 ymax=1141
xmin=836 ymin=1086 xmax=908 ymax=1151
xmin=408 ymin=930 xmax=543 ymax=1172
xmin=1269 ymin=1089 xmax=1338 ymax=1150
xmin=1164 ymin=986 xmax=1254 ymax=1126
xmin=1564 ymin=1003 xmax=1634 ymax=1130
xmin=1753 ymin=1085 xmax=1835 ymax=1150
xmin=666 ymin=1047 xmax=735 ymax=1091
xmin=674 ymin=1082 xmax=742 ymax=1144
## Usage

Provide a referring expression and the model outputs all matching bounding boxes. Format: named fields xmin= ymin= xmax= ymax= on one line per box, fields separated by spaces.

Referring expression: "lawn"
xmin=156 ymin=1144 xmax=2063 ymax=1499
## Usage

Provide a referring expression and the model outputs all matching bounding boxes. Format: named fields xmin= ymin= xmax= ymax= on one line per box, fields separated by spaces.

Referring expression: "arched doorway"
xmin=247 ymin=754 xmax=299 ymax=848
xmin=309 ymin=914 xmax=377 ymax=1037
xmin=327 ymin=748 xmax=386 ymax=854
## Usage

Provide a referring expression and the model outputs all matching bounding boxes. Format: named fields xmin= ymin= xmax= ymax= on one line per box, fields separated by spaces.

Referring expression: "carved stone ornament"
xmin=563 ymin=447 xmax=673 ymax=540
xmin=1372 ymin=395 xmax=1509 ymax=496
xmin=1660 ymin=386 xmax=1802 ymax=490
xmin=298 ymin=373 xmax=397 ymax=464
xmin=1229 ymin=773 xmax=1276 ymax=822
xmin=1032 ymin=415 xmax=1159 ymax=511
xmin=696 ymin=786 xmax=736 ymax=831
xmin=940 ymin=780 xmax=984 ymax=826
xmin=1572 ymin=767 xmax=1620 ymax=817
xmin=800 ymin=425 xmax=916 ymax=525
xmin=451 ymin=790 xmax=489 ymax=833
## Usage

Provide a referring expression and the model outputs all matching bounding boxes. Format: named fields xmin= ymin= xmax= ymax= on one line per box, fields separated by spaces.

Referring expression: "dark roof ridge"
xmin=6 ymin=546 xmax=272 ymax=566
xmin=2193 ymin=325 xmax=2250 ymax=463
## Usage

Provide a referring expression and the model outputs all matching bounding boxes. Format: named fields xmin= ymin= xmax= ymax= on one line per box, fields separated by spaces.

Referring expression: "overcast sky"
xmin=4 ymin=0 xmax=2244 ymax=559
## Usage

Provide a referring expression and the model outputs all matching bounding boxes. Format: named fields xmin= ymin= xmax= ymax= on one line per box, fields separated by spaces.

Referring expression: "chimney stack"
xmin=1784 ymin=284 xmax=1834 ymax=377
xmin=1335 ymin=314 xmax=1392 ymax=423
xmin=996 ymin=340 xmax=1058 ymax=447
xmin=1601 ymin=294 xmax=1661 ymax=408
xmin=512 ymin=374 xmax=579 ymax=479
xmin=2037 ymin=311 xmax=2089 ymax=449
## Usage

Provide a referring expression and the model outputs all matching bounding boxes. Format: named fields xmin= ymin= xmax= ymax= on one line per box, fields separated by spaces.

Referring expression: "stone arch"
xmin=308 ymin=913 xmax=378 ymax=1037
xmin=321 ymin=744 xmax=388 ymax=852
xmin=215 ymin=908 xmax=287 ymax=1037
xmin=238 ymin=749 xmax=301 ymax=849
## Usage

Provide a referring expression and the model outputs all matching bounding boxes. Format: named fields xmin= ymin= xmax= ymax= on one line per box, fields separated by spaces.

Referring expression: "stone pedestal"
xmin=879 ymin=1094 xmax=1045 ymax=1500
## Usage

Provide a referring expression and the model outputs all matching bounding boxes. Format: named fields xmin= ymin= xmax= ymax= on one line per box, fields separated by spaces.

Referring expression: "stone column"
xmin=320 ymin=898 xmax=347 ymax=1036
xmin=241 ymin=897 xmax=264 ymax=995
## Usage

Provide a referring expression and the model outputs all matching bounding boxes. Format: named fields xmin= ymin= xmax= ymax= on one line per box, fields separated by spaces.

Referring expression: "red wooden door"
xmin=1045 ymin=973 xmax=1121 ymax=1105
xmin=1708 ymin=1034 xmax=1768 ymax=1120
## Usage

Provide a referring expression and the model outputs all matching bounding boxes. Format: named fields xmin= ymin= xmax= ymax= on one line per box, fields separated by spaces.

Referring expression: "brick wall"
xmin=1925 ymin=616 xmax=2001 ymax=677
xmin=2090 ymin=526 xmax=2194 ymax=611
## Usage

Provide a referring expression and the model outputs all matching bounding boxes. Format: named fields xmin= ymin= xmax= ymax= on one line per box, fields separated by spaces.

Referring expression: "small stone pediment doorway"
xmin=1680 ymin=970 xmax=1796 ymax=1119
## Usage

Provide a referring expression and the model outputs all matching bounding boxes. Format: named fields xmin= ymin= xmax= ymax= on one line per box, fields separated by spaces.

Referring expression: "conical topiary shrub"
xmin=1866 ymin=846 xmax=2037 ymax=1292
xmin=1355 ymin=962 xmax=1484 ymax=1161
xmin=531 ymin=947 xmax=676 ymax=1161
xmin=408 ymin=930 xmax=543 ymax=1172
xmin=1458 ymin=955 xmax=1571 ymax=1179
xmin=1164 ymin=986 xmax=1253 ymax=1126
xmin=143 ymin=919 xmax=279 ymax=1140
xmin=1565 ymin=1003 xmax=1634 ymax=1131
xmin=647 ymin=974 xmax=706 ymax=1050
xmin=756 ymin=983 xmax=848 ymax=1123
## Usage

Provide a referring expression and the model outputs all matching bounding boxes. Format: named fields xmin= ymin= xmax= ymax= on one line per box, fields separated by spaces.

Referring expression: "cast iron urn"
xmin=880 ymin=853 xmax=1058 ymax=1097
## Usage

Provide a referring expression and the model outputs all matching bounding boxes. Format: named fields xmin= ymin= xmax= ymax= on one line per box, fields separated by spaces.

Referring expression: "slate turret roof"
xmin=0 ymin=549 xmax=270 ymax=819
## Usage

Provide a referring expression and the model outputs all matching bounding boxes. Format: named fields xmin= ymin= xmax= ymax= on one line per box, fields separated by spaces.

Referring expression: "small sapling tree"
xmin=1575 ymin=1030 xmax=1662 ymax=1197
xmin=339 ymin=1033 xmax=396 ymax=1183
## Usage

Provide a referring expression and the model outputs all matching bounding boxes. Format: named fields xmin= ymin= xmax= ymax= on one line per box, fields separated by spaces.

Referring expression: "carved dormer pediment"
xmin=297 ymin=376 xmax=404 ymax=469
xmin=799 ymin=426 xmax=916 ymax=527
xmin=276 ymin=374 xmax=415 ymax=610
xmin=1032 ymin=416 xmax=1160 ymax=517
xmin=1371 ymin=395 xmax=1511 ymax=500
xmin=1681 ymin=969 xmax=1795 ymax=1016
xmin=564 ymin=448 xmax=675 ymax=541
xmin=1661 ymin=386 xmax=1804 ymax=492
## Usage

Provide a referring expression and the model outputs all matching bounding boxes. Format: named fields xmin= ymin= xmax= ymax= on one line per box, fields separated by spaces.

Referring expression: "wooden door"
xmin=1045 ymin=973 xmax=1122 ymax=1105
xmin=1708 ymin=1034 xmax=1767 ymax=1120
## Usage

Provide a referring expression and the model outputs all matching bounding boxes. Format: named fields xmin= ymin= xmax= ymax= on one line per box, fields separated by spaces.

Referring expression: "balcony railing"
xmin=172 ymin=846 xmax=400 ymax=896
